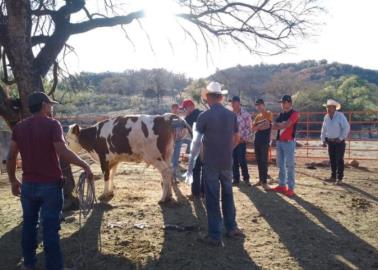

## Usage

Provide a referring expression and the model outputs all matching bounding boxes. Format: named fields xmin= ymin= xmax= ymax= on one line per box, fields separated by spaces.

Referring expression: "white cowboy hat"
xmin=201 ymin=81 xmax=229 ymax=101
xmin=323 ymin=99 xmax=341 ymax=110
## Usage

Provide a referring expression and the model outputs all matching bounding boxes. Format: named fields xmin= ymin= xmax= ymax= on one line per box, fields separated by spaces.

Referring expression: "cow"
xmin=65 ymin=113 xmax=191 ymax=203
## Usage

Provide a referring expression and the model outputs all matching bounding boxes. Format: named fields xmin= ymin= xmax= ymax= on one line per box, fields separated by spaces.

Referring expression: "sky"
xmin=65 ymin=0 xmax=378 ymax=78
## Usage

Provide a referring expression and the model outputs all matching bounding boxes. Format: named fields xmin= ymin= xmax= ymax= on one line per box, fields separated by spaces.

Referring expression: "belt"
xmin=326 ymin=138 xmax=345 ymax=143
xmin=278 ymin=139 xmax=294 ymax=142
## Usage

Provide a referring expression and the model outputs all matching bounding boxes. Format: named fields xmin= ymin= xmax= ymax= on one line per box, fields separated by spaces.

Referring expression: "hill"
xmin=51 ymin=60 xmax=378 ymax=117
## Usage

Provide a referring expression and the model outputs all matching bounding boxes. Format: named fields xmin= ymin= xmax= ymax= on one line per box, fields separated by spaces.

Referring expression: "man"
xmin=321 ymin=99 xmax=350 ymax=185
xmin=7 ymin=92 xmax=93 ymax=270
xmin=171 ymin=103 xmax=189 ymax=181
xmin=272 ymin=95 xmax=299 ymax=197
xmin=188 ymin=81 xmax=242 ymax=246
xmin=171 ymin=103 xmax=180 ymax=115
xmin=180 ymin=99 xmax=204 ymax=198
xmin=230 ymin=96 xmax=251 ymax=186
xmin=252 ymin=99 xmax=273 ymax=190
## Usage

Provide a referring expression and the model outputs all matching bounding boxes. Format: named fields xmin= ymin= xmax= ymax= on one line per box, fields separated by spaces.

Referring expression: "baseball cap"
xmin=28 ymin=92 xmax=59 ymax=108
xmin=229 ymin=96 xmax=241 ymax=103
xmin=179 ymin=99 xmax=195 ymax=109
xmin=278 ymin=95 xmax=292 ymax=103
xmin=255 ymin=98 xmax=265 ymax=105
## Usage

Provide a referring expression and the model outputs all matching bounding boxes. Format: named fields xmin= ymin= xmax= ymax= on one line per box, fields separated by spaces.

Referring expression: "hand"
xmin=83 ymin=164 xmax=94 ymax=180
xmin=335 ymin=138 xmax=342 ymax=144
xmin=10 ymin=179 xmax=21 ymax=197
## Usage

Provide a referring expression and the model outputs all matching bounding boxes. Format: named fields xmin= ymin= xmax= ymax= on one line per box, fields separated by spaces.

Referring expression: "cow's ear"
xmin=71 ymin=124 xmax=80 ymax=136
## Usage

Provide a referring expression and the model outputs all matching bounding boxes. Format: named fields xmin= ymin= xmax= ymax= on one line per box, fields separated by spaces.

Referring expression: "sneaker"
xmin=197 ymin=235 xmax=224 ymax=247
xmin=271 ymin=185 xmax=288 ymax=193
xmin=285 ymin=189 xmax=295 ymax=197
xmin=226 ymin=227 xmax=245 ymax=238
xmin=325 ymin=177 xmax=336 ymax=182
xmin=335 ymin=179 xmax=343 ymax=185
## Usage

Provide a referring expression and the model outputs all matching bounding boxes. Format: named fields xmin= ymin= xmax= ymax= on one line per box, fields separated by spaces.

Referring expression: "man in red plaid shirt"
xmin=230 ymin=96 xmax=252 ymax=186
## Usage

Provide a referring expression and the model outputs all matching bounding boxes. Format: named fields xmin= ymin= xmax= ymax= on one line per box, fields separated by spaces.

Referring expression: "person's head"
xmin=324 ymin=99 xmax=341 ymax=116
xmin=180 ymin=99 xmax=195 ymax=115
xmin=171 ymin=103 xmax=179 ymax=114
xmin=206 ymin=93 xmax=223 ymax=105
xmin=229 ymin=96 xmax=241 ymax=112
xmin=28 ymin=92 xmax=58 ymax=117
xmin=201 ymin=81 xmax=228 ymax=106
xmin=255 ymin=98 xmax=266 ymax=113
xmin=279 ymin=95 xmax=293 ymax=112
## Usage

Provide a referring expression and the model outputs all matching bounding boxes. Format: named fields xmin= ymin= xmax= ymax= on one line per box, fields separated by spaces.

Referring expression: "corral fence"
xmin=1 ymin=110 xmax=375 ymax=163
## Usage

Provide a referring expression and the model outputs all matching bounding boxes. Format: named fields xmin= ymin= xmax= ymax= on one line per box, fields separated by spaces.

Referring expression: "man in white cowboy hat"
xmin=321 ymin=99 xmax=350 ymax=184
xmin=187 ymin=81 xmax=242 ymax=247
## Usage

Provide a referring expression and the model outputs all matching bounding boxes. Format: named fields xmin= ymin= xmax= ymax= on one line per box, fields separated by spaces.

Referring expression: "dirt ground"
xmin=0 ymin=159 xmax=378 ymax=270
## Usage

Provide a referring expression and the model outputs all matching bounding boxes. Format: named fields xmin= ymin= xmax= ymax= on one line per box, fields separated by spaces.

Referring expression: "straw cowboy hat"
xmin=323 ymin=99 xmax=341 ymax=110
xmin=201 ymin=81 xmax=229 ymax=101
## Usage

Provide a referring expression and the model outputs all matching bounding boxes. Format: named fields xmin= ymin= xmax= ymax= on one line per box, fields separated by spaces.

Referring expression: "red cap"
xmin=180 ymin=99 xmax=195 ymax=109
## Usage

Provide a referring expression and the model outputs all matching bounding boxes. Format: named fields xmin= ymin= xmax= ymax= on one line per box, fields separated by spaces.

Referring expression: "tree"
xmin=0 ymin=0 xmax=322 ymax=204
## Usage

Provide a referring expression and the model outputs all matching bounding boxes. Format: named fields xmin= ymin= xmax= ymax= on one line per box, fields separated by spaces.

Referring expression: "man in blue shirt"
xmin=321 ymin=99 xmax=350 ymax=184
xmin=187 ymin=82 xmax=242 ymax=247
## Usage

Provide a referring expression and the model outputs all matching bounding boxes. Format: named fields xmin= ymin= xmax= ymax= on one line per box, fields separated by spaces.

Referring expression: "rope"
xmin=74 ymin=172 xmax=97 ymax=269
xmin=76 ymin=172 xmax=96 ymax=218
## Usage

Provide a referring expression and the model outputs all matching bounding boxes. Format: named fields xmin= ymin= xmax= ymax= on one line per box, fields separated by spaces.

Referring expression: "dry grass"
xmin=0 ymin=160 xmax=378 ymax=270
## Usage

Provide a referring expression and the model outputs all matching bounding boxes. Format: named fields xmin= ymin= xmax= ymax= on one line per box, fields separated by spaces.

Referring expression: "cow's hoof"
xmin=158 ymin=196 xmax=173 ymax=204
xmin=98 ymin=192 xmax=114 ymax=202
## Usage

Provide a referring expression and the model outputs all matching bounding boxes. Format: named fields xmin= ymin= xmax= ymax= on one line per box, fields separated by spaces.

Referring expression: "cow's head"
xmin=66 ymin=124 xmax=82 ymax=153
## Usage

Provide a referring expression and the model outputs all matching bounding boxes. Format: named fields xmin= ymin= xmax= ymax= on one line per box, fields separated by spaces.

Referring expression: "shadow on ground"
xmin=239 ymin=186 xmax=378 ymax=270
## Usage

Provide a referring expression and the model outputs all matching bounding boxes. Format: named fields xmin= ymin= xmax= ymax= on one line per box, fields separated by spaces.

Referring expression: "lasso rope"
xmin=76 ymin=172 xmax=96 ymax=218
xmin=74 ymin=172 xmax=98 ymax=269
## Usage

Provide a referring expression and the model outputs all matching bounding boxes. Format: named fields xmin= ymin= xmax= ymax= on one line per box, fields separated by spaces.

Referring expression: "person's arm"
xmin=339 ymin=114 xmax=351 ymax=141
xmin=233 ymin=132 xmax=240 ymax=149
xmin=273 ymin=112 xmax=299 ymax=130
xmin=7 ymin=140 xmax=21 ymax=196
xmin=320 ymin=117 xmax=327 ymax=146
xmin=54 ymin=142 xmax=93 ymax=178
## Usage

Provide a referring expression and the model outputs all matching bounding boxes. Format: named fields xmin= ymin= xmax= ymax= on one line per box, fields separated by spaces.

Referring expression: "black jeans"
xmin=192 ymin=158 xmax=204 ymax=196
xmin=328 ymin=140 xmax=346 ymax=180
xmin=254 ymin=143 xmax=269 ymax=184
xmin=232 ymin=142 xmax=250 ymax=183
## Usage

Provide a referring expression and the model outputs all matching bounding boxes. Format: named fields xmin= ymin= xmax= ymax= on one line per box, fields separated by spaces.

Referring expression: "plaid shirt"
xmin=236 ymin=109 xmax=252 ymax=142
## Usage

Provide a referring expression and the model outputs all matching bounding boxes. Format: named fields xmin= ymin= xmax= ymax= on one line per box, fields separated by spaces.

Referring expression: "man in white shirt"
xmin=321 ymin=99 xmax=350 ymax=184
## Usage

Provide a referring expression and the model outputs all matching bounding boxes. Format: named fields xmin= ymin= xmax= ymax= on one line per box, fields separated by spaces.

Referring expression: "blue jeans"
xmin=276 ymin=141 xmax=296 ymax=190
xmin=172 ymin=139 xmax=191 ymax=173
xmin=21 ymin=181 xmax=64 ymax=270
xmin=232 ymin=142 xmax=250 ymax=183
xmin=203 ymin=165 xmax=237 ymax=240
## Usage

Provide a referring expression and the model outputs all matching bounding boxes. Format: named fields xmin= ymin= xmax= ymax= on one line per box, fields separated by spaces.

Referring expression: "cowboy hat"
xmin=201 ymin=81 xmax=228 ymax=101
xmin=323 ymin=99 xmax=341 ymax=110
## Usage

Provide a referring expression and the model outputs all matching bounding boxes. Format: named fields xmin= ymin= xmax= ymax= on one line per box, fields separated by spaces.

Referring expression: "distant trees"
xmin=295 ymin=76 xmax=378 ymax=112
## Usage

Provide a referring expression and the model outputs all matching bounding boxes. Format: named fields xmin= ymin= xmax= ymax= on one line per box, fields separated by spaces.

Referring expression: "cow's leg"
xmin=98 ymin=156 xmax=114 ymax=201
xmin=109 ymin=162 xmax=119 ymax=193
xmin=152 ymin=160 xmax=173 ymax=203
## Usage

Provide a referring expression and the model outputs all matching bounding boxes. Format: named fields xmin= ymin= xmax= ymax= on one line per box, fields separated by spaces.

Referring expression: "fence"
xmin=1 ymin=111 xmax=376 ymax=161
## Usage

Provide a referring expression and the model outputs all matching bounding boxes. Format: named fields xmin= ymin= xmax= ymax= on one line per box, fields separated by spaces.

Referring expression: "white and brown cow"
xmin=66 ymin=113 xmax=191 ymax=203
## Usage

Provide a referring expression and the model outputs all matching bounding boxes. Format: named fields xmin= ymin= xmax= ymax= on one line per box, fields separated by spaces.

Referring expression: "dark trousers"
xmin=254 ymin=143 xmax=269 ymax=184
xmin=328 ymin=141 xmax=346 ymax=180
xmin=21 ymin=182 xmax=63 ymax=270
xmin=232 ymin=142 xmax=250 ymax=183
xmin=192 ymin=158 xmax=204 ymax=196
